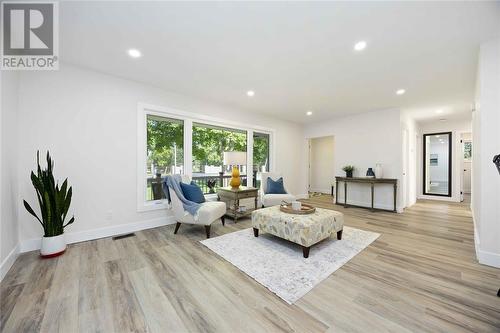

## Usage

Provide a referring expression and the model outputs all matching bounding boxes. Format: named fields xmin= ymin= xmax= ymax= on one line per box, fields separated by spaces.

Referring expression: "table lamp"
xmin=223 ymin=151 xmax=247 ymax=189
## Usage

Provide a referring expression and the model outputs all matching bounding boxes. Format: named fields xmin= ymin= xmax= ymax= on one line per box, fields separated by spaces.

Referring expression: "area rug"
xmin=200 ymin=226 xmax=380 ymax=304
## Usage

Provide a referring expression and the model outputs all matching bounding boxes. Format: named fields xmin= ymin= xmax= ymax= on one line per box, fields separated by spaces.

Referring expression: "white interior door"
xmin=309 ymin=136 xmax=334 ymax=194
xmin=463 ymin=161 xmax=472 ymax=193
xmin=402 ymin=129 xmax=409 ymax=208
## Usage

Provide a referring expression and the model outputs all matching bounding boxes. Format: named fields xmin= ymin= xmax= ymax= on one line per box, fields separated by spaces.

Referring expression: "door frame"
xmin=402 ymin=128 xmax=409 ymax=208
xmin=422 ymin=131 xmax=452 ymax=197
xmin=459 ymin=132 xmax=472 ymax=201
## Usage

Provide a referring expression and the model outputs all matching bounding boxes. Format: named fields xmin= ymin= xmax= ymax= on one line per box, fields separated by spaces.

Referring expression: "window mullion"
xmin=247 ymin=130 xmax=254 ymax=186
xmin=184 ymin=119 xmax=193 ymax=177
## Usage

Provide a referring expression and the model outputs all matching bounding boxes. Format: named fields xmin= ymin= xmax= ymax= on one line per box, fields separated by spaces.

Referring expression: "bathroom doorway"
xmin=308 ymin=136 xmax=335 ymax=195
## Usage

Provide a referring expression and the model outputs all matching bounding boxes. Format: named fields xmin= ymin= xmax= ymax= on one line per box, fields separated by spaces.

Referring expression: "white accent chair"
xmin=168 ymin=175 xmax=226 ymax=238
xmin=260 ymin=172 xmax=296 ymax=207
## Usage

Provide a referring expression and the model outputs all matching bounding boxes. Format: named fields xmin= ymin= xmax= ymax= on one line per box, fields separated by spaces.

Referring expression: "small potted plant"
xmin=342 ymin=165 xmax=355 ymax=178
xmin=23 ymin=151 xmax=75 ymax=258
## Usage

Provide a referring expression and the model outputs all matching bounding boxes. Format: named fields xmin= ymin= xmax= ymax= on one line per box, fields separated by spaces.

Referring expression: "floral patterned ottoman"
xmin=251 ymin=206 xmax=344 ymax=258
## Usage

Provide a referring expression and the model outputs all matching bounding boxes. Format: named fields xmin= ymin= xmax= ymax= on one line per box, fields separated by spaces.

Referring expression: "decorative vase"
xmin=229 ymin=166 xmax=241 ymax=188
xmin=40 ymin=234 xmax=66 ymax=258
xmin=375 ymin=163 xmax=383 ymax=178
xmin=366 ymin=168 xmax=375 ymax=177
xmin=346 ymin=170 xmax=353 ymax=178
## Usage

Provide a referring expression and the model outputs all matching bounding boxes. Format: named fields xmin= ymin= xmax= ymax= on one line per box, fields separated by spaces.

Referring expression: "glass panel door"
xmin=423 ymin=132 xmax=452 ymax=196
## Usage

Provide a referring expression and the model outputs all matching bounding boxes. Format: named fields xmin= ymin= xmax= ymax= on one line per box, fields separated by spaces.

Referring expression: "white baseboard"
xmin=417 ymin=194 xmax=458 ymax=202
xmin=472 ymin=211 xmax=480 ymax=256
xmin=477 ymin=249 xmax=500 ymax=268
xmin=0 ymin=244 xmax=20 ymax=282
xmin=19 ymin=216 xmax=175 ymax=253
xmin=309 ymin=188 xmax=332 ymax=194
xmin=472 ymin=213 xmax=500 ymax=268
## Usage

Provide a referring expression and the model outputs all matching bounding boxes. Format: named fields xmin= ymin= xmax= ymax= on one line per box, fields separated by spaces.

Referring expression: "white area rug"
xmin=201 ymin=226 xmax=380 ymax=304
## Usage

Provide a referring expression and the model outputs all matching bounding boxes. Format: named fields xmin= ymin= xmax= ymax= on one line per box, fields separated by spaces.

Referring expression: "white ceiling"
xmin=59 ymin=1 xmax=500 ymax=124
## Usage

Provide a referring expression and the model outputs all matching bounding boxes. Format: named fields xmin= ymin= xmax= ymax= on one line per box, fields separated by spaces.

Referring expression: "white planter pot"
xmin=40 ymin=234 xmax=66 ymax=258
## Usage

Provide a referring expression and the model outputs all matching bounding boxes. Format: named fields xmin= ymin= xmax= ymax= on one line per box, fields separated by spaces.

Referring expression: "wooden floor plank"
xmin=1 ymin=195 xmax=500 ymax=332
xmin=39 ymin=244 xmax=80 ymax=332
xmin=103 ymin=259 xmax=148 ymax=333
xmin=128 ymin=267 xmax=188 ymax=333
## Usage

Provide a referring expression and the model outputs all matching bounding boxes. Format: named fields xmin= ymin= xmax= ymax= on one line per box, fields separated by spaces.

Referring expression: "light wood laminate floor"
xmin=1 ymin=196 xmax=499 ymax=332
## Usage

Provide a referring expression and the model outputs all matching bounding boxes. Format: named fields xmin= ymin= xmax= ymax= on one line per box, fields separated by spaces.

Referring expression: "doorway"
xmin=460 ymin=132 xmax=472 ymax=202
xmin=402 ymin=128 xmax=409 ymax=208
xmin=309 ymin=136 xmax=334 ymax=195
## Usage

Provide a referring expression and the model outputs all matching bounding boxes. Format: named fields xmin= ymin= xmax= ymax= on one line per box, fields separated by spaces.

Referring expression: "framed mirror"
xmin=423 ymin=132 xmax=452 ymax=197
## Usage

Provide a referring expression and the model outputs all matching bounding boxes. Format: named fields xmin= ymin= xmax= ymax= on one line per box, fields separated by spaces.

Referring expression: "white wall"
xmin=304 ymin=109 xmax=403 ymax=211
xmin=0 ymin=71 xmax=20 ymax=280
xmin=417 ymin=119 xmax=471 ymax=202
xmin=16 ymin=64 xmax=307 ymax=251
xmin=309 ymin=136 xmax=334 ymax=193
xmin=473 ymin=38 xmax=500 ymax=268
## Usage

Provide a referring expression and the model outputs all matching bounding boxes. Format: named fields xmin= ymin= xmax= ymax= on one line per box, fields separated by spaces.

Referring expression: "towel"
xmin=162 ymin=175 xmax=201 ymax=216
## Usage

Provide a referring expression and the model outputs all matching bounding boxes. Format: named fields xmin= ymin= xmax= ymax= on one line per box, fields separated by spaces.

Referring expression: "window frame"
xmin=463 ymin=140 xmax=472 ymax=162
xmin=137 ymin=103 xmax=275 ymax=211
xmin=253 ymin=131 xmax=271 ymax=172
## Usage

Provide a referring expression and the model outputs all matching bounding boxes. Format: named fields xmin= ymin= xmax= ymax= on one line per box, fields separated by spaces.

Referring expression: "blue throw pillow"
xmin=266 ymin=177 xmax=287 ymax=194
xmin=180 ymin=181 xmax=206 ymax=203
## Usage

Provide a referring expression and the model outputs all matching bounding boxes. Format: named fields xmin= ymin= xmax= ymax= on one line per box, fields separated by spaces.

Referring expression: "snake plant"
xmin=23 ymin=151 xmax=75 ymax=237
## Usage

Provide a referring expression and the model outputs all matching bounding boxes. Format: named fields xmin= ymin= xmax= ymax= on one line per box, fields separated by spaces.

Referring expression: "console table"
xmin=335 ymin=177 xmax=398 ymax=213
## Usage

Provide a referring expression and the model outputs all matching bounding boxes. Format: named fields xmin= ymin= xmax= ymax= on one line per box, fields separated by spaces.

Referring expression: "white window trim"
xmin=137 ymin=103 xmax=275 ymax=212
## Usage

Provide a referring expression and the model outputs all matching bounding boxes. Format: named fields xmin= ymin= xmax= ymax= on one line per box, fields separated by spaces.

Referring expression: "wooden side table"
xmin=217 ymin=186 xmax=259 ymax=222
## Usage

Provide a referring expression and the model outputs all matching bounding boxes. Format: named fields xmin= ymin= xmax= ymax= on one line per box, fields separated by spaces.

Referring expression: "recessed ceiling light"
xmin=436 ymin=135 xmax=440 ymax=138
xmin=127 ymin=49 xmax=142 ymax=58
xmin=247 ymin=90 xmax=255 ymax=97
xmin=306 ymin=111 xmax=313 ymax=116
xmin=396 ymin=89 xmax=406 ymax=95
xmin=354 ymin=41 xmax=367 ymax=51
xmin=436 ymin=109 xmax=443 ymax=114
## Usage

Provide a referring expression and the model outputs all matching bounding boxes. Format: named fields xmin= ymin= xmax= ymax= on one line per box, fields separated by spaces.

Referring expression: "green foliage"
xmin=192 ymin=125 xmax=247 ymax=172
xmin=147 ymin=117 xmax=184 ymax=174
xmin=147 ymin=116 xmax=270 ymax=174
xmin=253 ymin=135 xmax=269 ymax=170
xmin=23 ymin=151 xmax=75 ymax=237
xmin=342 ymin=165 xmax=355 ymax=172
xmin=463 ymin=141 xmax=472 ymax=160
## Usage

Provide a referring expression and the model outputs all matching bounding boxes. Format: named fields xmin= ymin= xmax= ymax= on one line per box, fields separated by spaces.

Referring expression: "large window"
xmin=463 ymin=141 xmax=472 ymax=161
xmin=138 ymin=104 xmax=273 ymax=210
xmin=253 ymin=132 xmax=270 ymax=188
xmin=146 ymin=115 xmax=183 ymax=201
xmin=192 ymin=123 xmax=247 ymax=194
